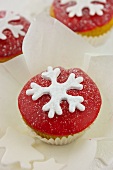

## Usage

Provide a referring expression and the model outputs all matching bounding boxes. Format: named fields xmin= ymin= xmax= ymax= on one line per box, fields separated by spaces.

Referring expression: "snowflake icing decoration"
xmin=0 ymin=11 xmax=25 ymax=40
xmin=26 ymin=67 xmax=85 ymax=118
xmin=60 ymin=0 xmax=106 ymax=17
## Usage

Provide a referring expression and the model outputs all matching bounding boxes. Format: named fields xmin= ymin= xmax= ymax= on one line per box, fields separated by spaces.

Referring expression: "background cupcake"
xmin=50 ymin=0 xmax=113 ymax=44
xmin=0 ymin=11 xmax=30 ymax=62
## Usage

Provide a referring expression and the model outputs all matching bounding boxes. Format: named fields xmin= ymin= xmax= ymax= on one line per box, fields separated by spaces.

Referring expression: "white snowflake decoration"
xmin=60 ymin=0 xmax=106 ymax=17
xmin=26 ymin=66 xmax=85 ymax=118
xmin=0 ymin=11 xmax=25 ymax=40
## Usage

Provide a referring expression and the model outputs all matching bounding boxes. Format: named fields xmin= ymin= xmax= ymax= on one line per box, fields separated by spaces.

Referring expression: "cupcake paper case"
xmin=0 ymin=13 xmax=113 ymax=170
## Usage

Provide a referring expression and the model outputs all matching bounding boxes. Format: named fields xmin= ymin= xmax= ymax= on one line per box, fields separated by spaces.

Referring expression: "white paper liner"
xmin=82 ymin=30 xmax=112 ymax=46
xmin=26 ymin=127 xmax=85 ymax=145
xmin=36 ymin=133 xmax=83 ymax=145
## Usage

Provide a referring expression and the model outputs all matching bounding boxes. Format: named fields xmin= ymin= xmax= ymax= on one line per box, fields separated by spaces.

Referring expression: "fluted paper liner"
xmin=0 ymin=12 xmax=113 ymax=170
xmin=83 ymin=30 xmax=112 ymax=46
xmin=27 ymin=126 xmax=85 ymax=145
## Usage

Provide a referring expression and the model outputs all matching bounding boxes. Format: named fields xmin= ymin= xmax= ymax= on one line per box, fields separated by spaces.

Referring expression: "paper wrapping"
xmin=0 ymin=6 xmax=113 ymax=170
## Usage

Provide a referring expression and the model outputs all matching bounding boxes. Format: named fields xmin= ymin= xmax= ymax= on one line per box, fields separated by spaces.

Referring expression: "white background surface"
xmin=0 ymin=0 xmax=113 ymax=170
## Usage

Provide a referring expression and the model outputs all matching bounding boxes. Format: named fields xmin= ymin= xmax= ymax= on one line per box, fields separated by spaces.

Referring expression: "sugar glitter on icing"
xmin=60 ymin=0 xmax=106 ymax=17
xmin=26 ymin=66 xmax=85 ymax=118
xmin=0 ymin=11 xmax=25 ymax=40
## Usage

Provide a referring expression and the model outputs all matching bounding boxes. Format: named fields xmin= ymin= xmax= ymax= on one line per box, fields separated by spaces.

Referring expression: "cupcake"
xmin=0 ymin=11 xmax=30 ymax=62
xmin=18 ymin=66 xmax=102 ymax=145
xmin=50 ymin=0 xmax=113 ymax=37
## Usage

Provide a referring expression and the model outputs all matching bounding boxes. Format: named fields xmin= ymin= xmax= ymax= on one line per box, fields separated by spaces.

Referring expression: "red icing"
xmin=0 ymin=11 xmax=30 ymax=62
xmin=52 ymin=0 xmax=113 ymax=32
xmin=18 ymin=68 xmax=102 ymax=136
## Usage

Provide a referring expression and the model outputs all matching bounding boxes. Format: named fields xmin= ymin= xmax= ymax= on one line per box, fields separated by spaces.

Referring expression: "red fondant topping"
xmin=52 ymin=0 xmax=113 ymax=32
xmin=0 ymin=11 xmax=30 ymax=61
xmin=18 ymin=68 xmax=102 ymax=136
